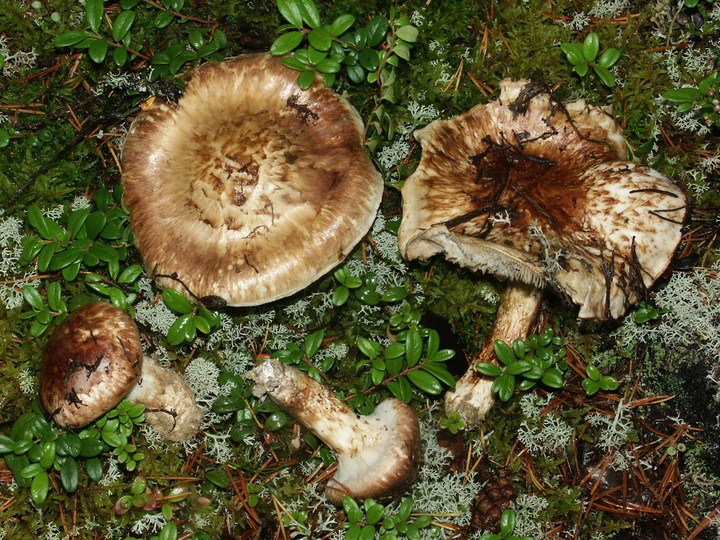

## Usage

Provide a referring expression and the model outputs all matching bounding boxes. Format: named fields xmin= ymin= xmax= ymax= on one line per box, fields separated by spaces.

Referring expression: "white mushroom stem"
xmin=445 ymin=281 xmax=543 ymax=427
xmin=126 ymin=356 xmax=203 ymax=441
xmin=246 ymin=359 xmax=421 ymax=504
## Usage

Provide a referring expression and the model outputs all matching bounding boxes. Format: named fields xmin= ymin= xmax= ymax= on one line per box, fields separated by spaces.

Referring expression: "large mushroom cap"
xmin=39 ymin=302 xmax=142 ymax=429
xmin=399 ymin=79 xmax=687 ymax=320
xmin=122 ymin=54 xmax=383 ymax=306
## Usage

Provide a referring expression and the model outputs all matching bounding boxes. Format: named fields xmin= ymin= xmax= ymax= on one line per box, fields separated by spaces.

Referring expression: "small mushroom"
xmin=245 ymin=359 xmax=421 ymax=504
xmin=121 ymin=53 xmax=384 ymax=307
xmin=398 ymin=79 xmax=687 ymax=426
xmin=39 ymin=302 xmax=202 ymax=440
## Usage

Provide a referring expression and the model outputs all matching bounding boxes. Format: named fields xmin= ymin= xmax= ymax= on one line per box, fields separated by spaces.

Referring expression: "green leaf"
xmin=585 ymin=364 xmax=601 ymax=381
xmin=270 ymin=31 xmax=304 ymax=56
xmin=381 ymin=286 xmax=407 ymax=302
xmin=205 ymin=468 xmax=230 ymax=488
xmin=593 ymin=65 xmax=615 ymax=87
xmin=85 ymin=457 xmax=104 ymax=481
xmin=277 ymin=0 xmax=304 ymax=28
xmin=499 ymin=509 xmax=517 ymax=537
xmin=0 ymin=435 xmax=15 ymax=453
xmin=154 ymin=10 xmax=174 ymax=28
xmin=407 ymin=369 xmax=442 ymax=395
xmin=188 ymin=28 xmax=204 ymax=49
xmin=162 ymin=288 xmax=195 ymax=314
xmin=30 ymin=470 xmax=49 ymax=504
xmin=159 ymin=523 xmax=178 ymax=540
xmin=574 ymin=62 xmax=589 ymax=77
xmin=167 ymin=313 xmax=195 ymax=345
xmin=404 ymin=328 xmax=422 ymax=366
xmin=88 ymin=38 xmax=109 ymax=63
xmin=582 ymin=378 xmax=600 ymax=395
xmin=395 ymin=25 xmax=418 ymax=43
xmin=493 ymin=373 xmax=516 ymax=402
xmin=296 ymin=0 xmax=321 ymax=28
xmin=599 ymin=376 xmax=619 ymax=391
xmin=598 ymin=47 xmax=620 ymax=68
xmin=316 ymin=58 xmax=341 ymax=74
xmin=582 ymin=32 xmax=599 ymax=63
xmin=55 ymin=30 xmax=90 ymax=47
xmin=281 ymin=56 xmax=308 ymax=70
xmin=494 ymin=339 xmax=515 ymax=366
xmin=662 ymin=87 xmax=703 ymax=103
xmin=118 ymin=264 xmax=143 ymax=283
xmin=343 ymin=496 xmax=363 ymax=524
xmin=392 ymin=43 xmax=410 ymax=61
xmin=46 ymin=281 xmax=63 ymax=312
xmin=84 ymin=0 xmax=104 ymax=33
xmin=22 ymin=285 xmax=44 ymax=311
xmin=21 ymin=462 xmax=44 ymax=478
xmin=421 ymin=362 xmax=455 ymax=388
xmin=296 ymin=69 xmax=316 ymax=90
xmin=308 ymin=27 xmax=332 ymax=51
xmin=357 ymin=337 xmax=381 ymax=359
xmin=541 ymin=368 xmax=565 ymax=389
xmin=330 ymin=14 xmax=355 ymax=36
xmin=365 ymin=15 xmax=389 ymax=47
xmin=61 ymin=456 xmax=79 ymax=492
xmin=476 ymin=362 xmax=502 ymax=377
xmin=112 ymin=10 xmax=136 ymax=42
xmin=560 ymin=43 xmax=584 ymax=65
xmin=79 ymin=438 xmax=105 ymax=458
xmin=304 ymin=329 xmax=324 ymax=358
xmin=506 ymin=360 xmax=532 ymax=375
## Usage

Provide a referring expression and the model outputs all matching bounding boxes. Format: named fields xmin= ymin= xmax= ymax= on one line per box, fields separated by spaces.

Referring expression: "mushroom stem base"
xmin=445 ymin=282 xmax=543 ymax=427
xmin=127 ymin=356 xmax=203 ymax=441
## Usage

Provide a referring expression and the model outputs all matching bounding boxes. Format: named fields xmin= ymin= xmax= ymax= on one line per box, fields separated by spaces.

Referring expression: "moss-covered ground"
xmin=0 ymin=0 xmax=719 ymax=538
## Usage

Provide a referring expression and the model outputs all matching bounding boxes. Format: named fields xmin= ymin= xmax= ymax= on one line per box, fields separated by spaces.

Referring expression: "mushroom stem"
xmin=126 ymin=356 xmax=203 ymax=441
xmin=246 ymin=359 xmax=421 ymax=504
xmin=445 ymin=281 xmax=543 ymax=426
xmin=246 ymin=359 xmax=366 ymax=453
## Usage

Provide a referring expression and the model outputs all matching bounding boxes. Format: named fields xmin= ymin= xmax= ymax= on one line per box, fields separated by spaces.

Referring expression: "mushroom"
xmin=398 ymin=79 xmax=687 ymax=426
xmin=39 ymin=301 xmax=202 ymax=440
xmin=245 ymin=359 xmax=421 ymax=504
xmin=121 ymin=53 xmax=384 ymax=307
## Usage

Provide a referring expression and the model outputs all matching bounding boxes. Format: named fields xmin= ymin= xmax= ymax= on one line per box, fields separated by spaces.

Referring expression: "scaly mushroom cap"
xmin=122 ymin=54 xmax=384 ymax=306
xmin=399 ymin=79 xmax=687 ymax=319
xmin=39 ymin=302 xmax=142 ymax=429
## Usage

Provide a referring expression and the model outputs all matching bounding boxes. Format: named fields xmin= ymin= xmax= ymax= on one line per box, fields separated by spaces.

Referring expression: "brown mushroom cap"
xmin=121 ymin=54 xmax=384 ymax=306
xmin=39 ymin=302 xmax=142 ymax=429
xmin=398 ymin=79 xmax=687 ymax=320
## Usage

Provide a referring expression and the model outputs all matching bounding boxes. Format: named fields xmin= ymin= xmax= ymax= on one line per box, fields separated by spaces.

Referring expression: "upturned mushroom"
xmin=245 ymin=359 xmax=421 ymax=504
xmin=121 ymin=53 xmax=384 ymax=307
xmin=398 ymin=79 xmax=687 ymax=426
xmin=39 ymin=301 xmax=202 ymax=440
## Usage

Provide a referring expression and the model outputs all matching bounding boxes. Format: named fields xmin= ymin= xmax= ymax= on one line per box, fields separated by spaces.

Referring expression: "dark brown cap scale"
xmin=39 ymin=302 xmax=142 ymax=430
